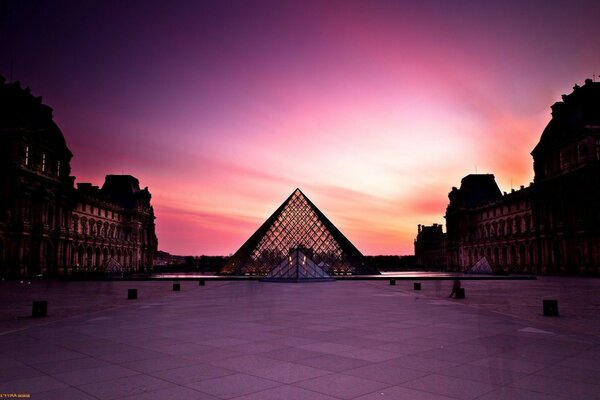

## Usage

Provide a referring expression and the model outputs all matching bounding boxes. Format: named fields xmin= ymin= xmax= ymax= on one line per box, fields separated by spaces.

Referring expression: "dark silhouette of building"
xmin=0 ymin=76 xmax=157 ymax=277
xmin=416 ymin=79 xmax=600 ymax=275
xmin=414 ymin=224 xmax=447 ymax=268
xmin=222 ymin=188 xmax=375 ymax=276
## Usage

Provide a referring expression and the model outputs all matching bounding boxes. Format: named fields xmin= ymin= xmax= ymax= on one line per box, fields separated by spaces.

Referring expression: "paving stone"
xmin=343 ymin=361 xmax=430 ymax=385
xmin=0 ymin=278 xmax=598 ymax=400
xmin=0 ymin=375 xmax=69 ymax=394
xmin=509 ymin=374 xmax=600 ymax=399
xmin=31 ymin=386 xmax=98 ymax=400
xmin=295 ymin=353 xmax=372 ymax=372
xmin=354 ymin=385 xmax=457 ymax=400
xmin=76 ymin=374 xmax=175 ymax=400
xmin=119 ymin=385 xmax=219 ymax=400
xmin=250 ymin=362 xmax=330 ymax=383
xmin=233 ymin=385 xmax=339 ymax=400
xmin=401 ymin=373 xmax=497 ymax=400
xmin=185 ymin=373 xmax=282 ymax=399
xmin=31 ymin=355 xmax=111 ymax=375
xmin=52 ymin=365 xmax=140 ymax=386
xmin=149 ymin=363 xmax=235 ymax=385
xmin=296 ymin=372 xmax=391 ymax=399
xmin=0 ymin=365 xmax=46 ymax=382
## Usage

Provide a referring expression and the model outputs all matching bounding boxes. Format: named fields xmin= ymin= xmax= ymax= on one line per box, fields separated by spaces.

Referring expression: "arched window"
xmin=86 ymin=247 xmax=93 ymax=268
xmin=95 ymin=247 xmax=101 ymax=269
xmin=519 ymin=244 xmax=526 ymax=271
xmin=510 ymin=246 xmax=517 ymax=269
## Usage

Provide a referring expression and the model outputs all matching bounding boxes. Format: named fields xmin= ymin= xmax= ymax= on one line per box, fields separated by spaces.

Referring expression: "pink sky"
xmin=2 ymin=1 xmax=599 ymax=255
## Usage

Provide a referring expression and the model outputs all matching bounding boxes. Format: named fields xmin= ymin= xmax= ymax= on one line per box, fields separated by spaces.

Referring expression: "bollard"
xmin=414 ymin=282 xmax=422 ymax=290
xmin=543 ymin=299 xmax=559 ymax=316
xmin=455 ymin=288 xmax=465 ymax=299
xmin=32 ymin=301 xmax=47 ymax=317
xmin=128 ymin=289 xmax=138 ymax=300
xmin=389 ymin=279 xmax=396 ymax=286
xmin=198 ymin=279 xmax=205 ymax=286
xmin=173 ymin=283 xmax=180 ymax=291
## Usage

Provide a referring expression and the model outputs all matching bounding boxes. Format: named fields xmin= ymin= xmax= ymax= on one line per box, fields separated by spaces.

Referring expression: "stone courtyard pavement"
xmin=0 ymin=277 xmax=599 ymax=399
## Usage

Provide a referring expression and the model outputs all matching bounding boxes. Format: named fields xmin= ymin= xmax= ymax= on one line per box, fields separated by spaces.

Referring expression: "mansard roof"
xmin=102 ymin=175 xmax=151 ymax=209
xmin=78 ymin=175 xmax=152 ymax=211
xmin=532 ymin=78 xmax=600 ymax=156
xmin=448 ymin=174 xmax=503 ymax=210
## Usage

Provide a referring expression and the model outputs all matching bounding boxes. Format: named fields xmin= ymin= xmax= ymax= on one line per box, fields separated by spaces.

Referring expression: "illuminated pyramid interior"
xmin=222 ymin=189 xmax=373 ymax=278
xmin=263 ymin=247 xmax=333 ymax=281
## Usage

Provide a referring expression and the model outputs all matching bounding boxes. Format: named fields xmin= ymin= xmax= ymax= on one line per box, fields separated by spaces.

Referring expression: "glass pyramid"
xmin=222 ymin=189 xmax=372 ymax=277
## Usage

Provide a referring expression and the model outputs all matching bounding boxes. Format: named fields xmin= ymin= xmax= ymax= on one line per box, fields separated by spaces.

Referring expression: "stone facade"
xmin=445 ymin=176 xmax=536 ymax=273
xmin=0 ymin=77 xmax=157 ymax=277
xmin=417 ymin=79 xmax=600 ymax=275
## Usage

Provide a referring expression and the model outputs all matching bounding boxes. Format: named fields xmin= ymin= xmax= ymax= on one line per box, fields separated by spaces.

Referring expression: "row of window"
xmin=467 ymin=214 xmax=532 ymax=242
xmin=478 ymin=200 xmax=529 ymax=220
xmin=544 ymin=138 xmax=600 ymax=177
xmin=73 ymin=217 xmax=132 ymax=241
xmin=23 ymin=146 xmax=63 ymax=176
xmin=79 ymin=203 xmax=122 ymax=221
xmin=465 ymin=243 xmax=534 ymax=270
xmin=72 ymin=216 xmax=150 ymax=243
xmin=75 ymin=245 xmax=136 ymax=269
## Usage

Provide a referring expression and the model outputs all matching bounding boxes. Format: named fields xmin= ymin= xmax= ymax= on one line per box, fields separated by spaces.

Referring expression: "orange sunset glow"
xmin=2 ymin=1 xmax=599 ymax=255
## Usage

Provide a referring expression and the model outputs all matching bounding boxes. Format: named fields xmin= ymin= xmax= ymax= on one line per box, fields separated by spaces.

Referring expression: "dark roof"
xmin=532 ymin=79 xmax=600 ymax=156
xmin=453 ymin=174 xmax=503 ymax=209
xmin=101 ymin=175 xmax=143 ymax=208
xmin=0 ymin=75 xmax=72 ymax=157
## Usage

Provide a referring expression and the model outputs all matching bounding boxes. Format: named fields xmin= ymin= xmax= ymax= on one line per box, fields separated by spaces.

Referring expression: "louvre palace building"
xmin=415 ymin=79 xmax=600 ymax=275
xmin=0 ymin=76 xmax=157 ymax=277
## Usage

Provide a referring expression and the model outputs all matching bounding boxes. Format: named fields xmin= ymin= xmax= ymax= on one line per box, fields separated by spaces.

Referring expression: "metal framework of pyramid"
xmin=222 ymin=189 xmax=372 ymax=277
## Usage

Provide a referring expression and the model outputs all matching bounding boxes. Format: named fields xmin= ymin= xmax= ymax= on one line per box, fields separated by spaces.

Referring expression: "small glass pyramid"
xmin=222 ymin=189 xmax=372 ymax=277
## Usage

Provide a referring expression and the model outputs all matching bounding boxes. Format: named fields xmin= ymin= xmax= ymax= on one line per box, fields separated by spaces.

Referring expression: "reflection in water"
xmin=379 ymin=271 xmax=464 ymax=278
xmin=152 ymin=271 xmax=466 ymax=279
xmin=151 ymin=273 xmax=221 ymax=279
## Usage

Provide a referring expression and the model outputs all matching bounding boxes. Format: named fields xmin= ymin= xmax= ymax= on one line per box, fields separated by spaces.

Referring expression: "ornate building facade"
xmin=416 ymin=79 xmax=600 ymax=275
xmin=0 ymin=76 xmax=157 ymax=277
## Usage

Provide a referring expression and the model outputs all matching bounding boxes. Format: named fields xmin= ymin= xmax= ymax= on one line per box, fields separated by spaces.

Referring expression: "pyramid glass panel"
xmin=222 ymin=189 xmax=375 ymax=277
